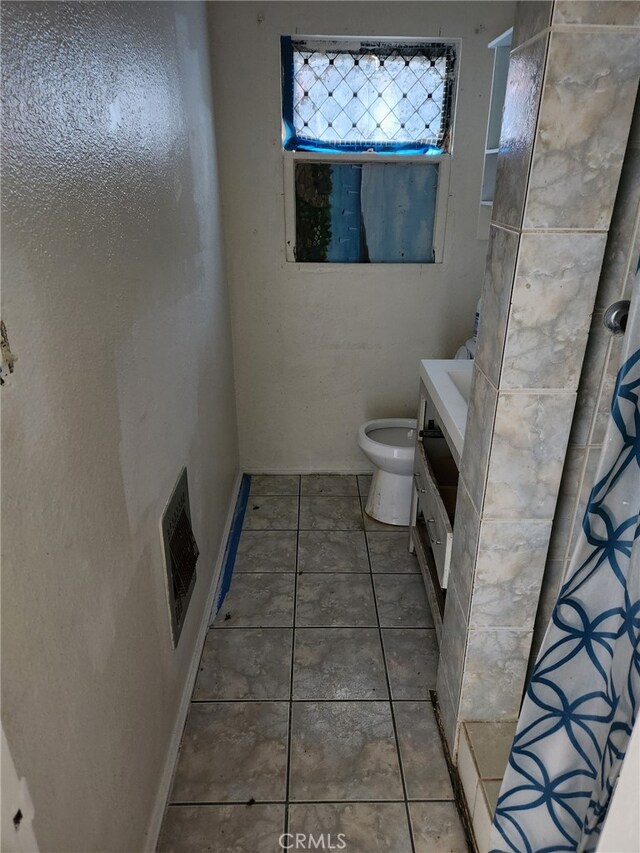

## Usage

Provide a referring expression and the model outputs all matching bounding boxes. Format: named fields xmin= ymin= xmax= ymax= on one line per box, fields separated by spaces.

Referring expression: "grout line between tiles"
xmin=358 ymin=480 xmax=417 ymax=853
xmin=168 ymin=797 xmax=458 ymax=807
xmin=283 ymin=475 xmax=301 ymax=841
xmin=190 ymin=698 xmax=438 ymax=704
xmin=235 ymin=570 xmax=420 ymax=574
xmin=214 ymin=624 xmax=431 ymax=630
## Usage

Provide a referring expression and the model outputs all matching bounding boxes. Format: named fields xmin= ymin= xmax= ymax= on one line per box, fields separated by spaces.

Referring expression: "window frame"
xmin=281 ymin=35 xmax=459 ymax=267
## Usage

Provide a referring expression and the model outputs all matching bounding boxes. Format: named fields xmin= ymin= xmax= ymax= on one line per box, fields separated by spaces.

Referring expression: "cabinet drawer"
xmin=414 ymin=450 xmax=453 ymax=588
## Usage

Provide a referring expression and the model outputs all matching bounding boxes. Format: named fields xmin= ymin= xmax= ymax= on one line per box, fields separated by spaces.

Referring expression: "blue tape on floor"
xmin=212 ymin=473 xmax=250 ymax=619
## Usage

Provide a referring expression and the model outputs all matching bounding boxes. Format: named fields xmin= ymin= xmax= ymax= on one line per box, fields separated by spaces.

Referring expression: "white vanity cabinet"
xmin=410 ymin=361 xmax=470 ymax=642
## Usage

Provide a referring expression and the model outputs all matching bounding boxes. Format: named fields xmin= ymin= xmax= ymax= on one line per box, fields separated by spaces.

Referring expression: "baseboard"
xmin=143 ymin=470 xmax=243 ymax=853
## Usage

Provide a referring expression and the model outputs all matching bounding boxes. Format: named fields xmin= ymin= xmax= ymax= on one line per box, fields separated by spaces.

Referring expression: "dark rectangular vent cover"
xmin=161 ymin=467 xmax=199 ymax=646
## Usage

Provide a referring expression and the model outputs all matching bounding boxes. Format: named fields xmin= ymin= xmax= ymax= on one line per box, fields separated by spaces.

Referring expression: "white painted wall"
xmin=1 ymin=3 xmax=238 ymax=851
xmin=209 ymin=1 xmax=515 ymax=472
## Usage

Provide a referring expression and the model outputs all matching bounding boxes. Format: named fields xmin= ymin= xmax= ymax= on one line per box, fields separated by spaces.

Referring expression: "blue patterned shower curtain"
xmin=491 ymin=276 xmax=640 ymax=853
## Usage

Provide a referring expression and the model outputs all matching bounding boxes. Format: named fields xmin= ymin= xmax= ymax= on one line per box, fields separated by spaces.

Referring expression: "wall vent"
xmin=161 ymin=467 xmax=199 ymax=646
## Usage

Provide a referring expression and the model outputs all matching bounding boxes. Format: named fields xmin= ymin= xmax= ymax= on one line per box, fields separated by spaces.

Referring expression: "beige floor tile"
xmin=299 ymin=496 xmax=363 ymax=530
xmin=288 ymin=803 xmax=412 ymax=853
xmin=357 ymin=474 xmax=372 ymax=498
xmin=289 ymin=702 xmax=403 ymax=801
xmin=394 ymin=702 xmax=453 ymax=800
xmin=234 ymin=530 xmax=297 ymax=572
xmin=171 ymin=702 xmax=288 ymax=803
xmin=301 ymin=474 xmax=359 ymax=496
xmin=363 ymin=512 xmax=408 ymax=532
xmin=382 ymin=629 xmax=438 ymax=699
xmin=158 ymin=804 xmax=285 ymax=852
xmin=296 ymin=574 xmax=376 ymax=627
xmin=213 ymin=574 xmax=294 ymax=628
xmin=249 ymin=474 xmax=300 ymax=496
xmin=465 ymin=721 xmax=516 ymax=779
xmin=367 ymin=531 xmax=419 ymax=573
xmin=409 ymin=802 xmax=469 ymax=853
xmin=244 ymin=495 xmax=298 ymax=530
xmin=374 ymin=575 xmax=434 ymax=628
xmin=298 ymin=530 xmax=369 ymax=573
xmin=193 ymin=628 xmax=292 ymax=701
xmin=293 ymin=628 xmax=387 ymax=700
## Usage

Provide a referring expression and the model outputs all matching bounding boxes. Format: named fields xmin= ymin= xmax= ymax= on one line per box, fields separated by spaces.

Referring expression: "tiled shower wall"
xmin=532 ymin=90 xmax=640 ymax=665
xmin=436 ymin=0 xmax=640 ymax=752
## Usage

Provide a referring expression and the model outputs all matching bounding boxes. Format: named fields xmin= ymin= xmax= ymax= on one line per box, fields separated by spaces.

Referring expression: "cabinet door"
xmin=415 ymin=444 xmax=454 ymax=588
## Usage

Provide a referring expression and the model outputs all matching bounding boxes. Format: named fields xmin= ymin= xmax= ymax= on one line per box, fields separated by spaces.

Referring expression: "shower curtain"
xmin=491 ymin=274 xmax=640 ymax=853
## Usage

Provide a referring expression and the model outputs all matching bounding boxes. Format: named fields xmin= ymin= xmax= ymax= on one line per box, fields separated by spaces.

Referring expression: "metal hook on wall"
xmin=603 ymin=300 xmax=630 ymax=336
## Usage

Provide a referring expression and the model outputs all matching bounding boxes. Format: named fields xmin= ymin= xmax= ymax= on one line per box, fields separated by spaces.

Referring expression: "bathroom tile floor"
xmin=158 ymin=475 xmax=470 ymax=853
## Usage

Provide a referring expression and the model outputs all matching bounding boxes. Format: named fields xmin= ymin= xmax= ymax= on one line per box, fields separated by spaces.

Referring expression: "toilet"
xmin=357 ymin=418 xmax=417 ymax=526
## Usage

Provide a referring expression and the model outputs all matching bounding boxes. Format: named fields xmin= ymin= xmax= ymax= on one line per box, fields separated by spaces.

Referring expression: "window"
xmin=282 ymin=38 xmax=456 ymax=153
xmin=281 ymin=37 xmax=457 ymax=263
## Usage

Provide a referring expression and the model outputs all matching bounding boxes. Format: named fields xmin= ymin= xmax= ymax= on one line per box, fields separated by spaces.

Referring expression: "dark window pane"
xmin=295 ymin=162 xmax=438 ymax=264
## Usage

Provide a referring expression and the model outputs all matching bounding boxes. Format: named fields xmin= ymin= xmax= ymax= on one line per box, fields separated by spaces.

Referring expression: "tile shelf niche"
xmin=477 ymin=28 xmax=512 ymax=239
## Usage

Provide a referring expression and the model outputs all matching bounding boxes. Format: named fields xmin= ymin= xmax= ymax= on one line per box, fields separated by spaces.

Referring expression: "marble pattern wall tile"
xmin=553 ymin=0 xmax=640 ymax=26
xmin=445 ymin=12 xmax=638 ymax=741
xmin=512 ymin=1 xmax=553 ymax=49
xmin=569 ymin=316 xmax=611 ymax=446
xmin=438 ymin=675 xmax=459 ymax=758
xmin=459 ymin=629 xmax=532 ymax=720
xmin=594 ymin=135 xmax=640 ymax=311
xmin=459 ymin=366 xmax=498 ymax=515
xmin=449 ymin=481 xmax=480 ymax=616
xmin=546 ymin=511 xmax=573 ymax=562
xmin=593 ymin=332 xmax=626 ymax=443
xmin=475 ymin=225 xmax=519 ymax=388
xmin=524 ymin=31 xmax=640 ymax=230
xmin=556 ymin=446 xmax=588 ymax=507
xmin=567 ymin=444 xmax=602 ymax=541
xmin=501 ymin=232 xmax=607 ymax=389
xmin=469 ymin=519 xmax=552 ymax=629
xmin=437 ymin=586 xmax=467 ymax=711
xmin=483 ymin=391 xmax=576 ymax=519
xmin=492 ymin=35 xmax=548 ymax=230
xmin=622 ymin=224 xmax=640 ymax=301
xmin=530 ymin=558 xmax=565 ymax=664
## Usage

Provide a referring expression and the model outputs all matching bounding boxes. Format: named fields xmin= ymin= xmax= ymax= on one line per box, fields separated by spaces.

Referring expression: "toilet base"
xmin=365 ymin=468 xmax=413 ymax=526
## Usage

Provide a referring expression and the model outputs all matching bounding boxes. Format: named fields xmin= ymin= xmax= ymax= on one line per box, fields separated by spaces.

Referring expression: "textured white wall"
xmin=1 ymin=3 xmax=238 ymax=850
xmin=209 ymin=1 xmax=515 ymax=472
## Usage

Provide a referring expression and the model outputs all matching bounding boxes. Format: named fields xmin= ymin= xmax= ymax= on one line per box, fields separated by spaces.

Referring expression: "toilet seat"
xmin=358 ymin=418 xmax=417 ymax=462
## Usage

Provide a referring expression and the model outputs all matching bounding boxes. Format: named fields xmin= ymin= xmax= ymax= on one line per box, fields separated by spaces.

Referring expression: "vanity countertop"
xmin=419 ymin=359 xmax=473 ymax=466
